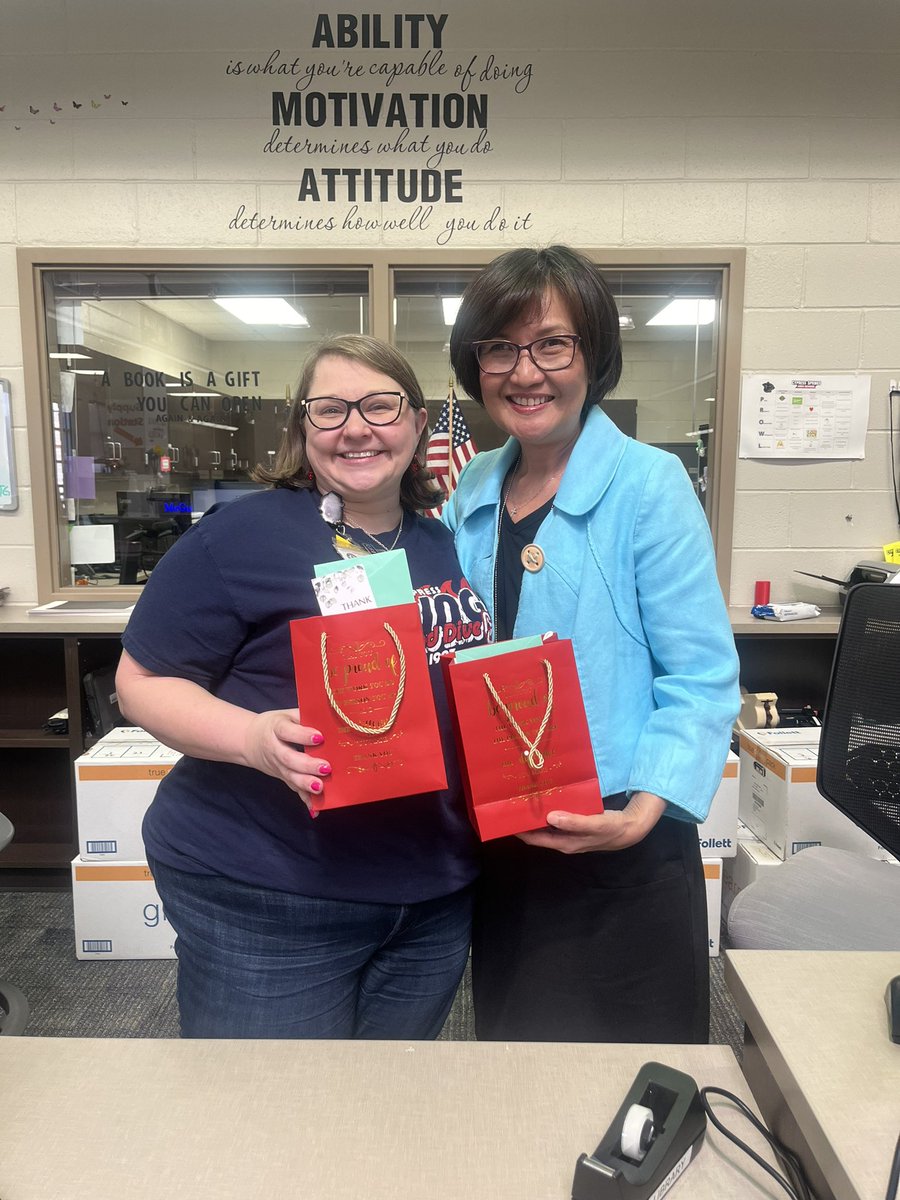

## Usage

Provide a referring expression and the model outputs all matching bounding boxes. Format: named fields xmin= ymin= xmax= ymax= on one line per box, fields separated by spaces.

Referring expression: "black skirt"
xmin=470 ymin=793 xmax=710 ymax=1043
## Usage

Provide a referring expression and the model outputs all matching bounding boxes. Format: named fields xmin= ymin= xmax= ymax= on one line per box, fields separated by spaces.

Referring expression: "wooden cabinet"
xmin=0 ymin=609 xmax=124 ymax=873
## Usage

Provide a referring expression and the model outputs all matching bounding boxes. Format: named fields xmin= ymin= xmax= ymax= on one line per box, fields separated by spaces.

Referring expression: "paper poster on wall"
xmin=739 ymin=373 xmax=869 ymax=459
xmin=0 ymin=379 xmax=18 ymax=512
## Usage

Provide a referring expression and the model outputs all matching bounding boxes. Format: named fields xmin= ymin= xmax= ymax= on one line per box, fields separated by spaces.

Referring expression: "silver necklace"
xmin=344 ymin=511 xmax=404 ymax=554
xmin=364 ymin=512 xmax=404 ymax=553
xmin=507 ymin=457 xmax=563 ymax=519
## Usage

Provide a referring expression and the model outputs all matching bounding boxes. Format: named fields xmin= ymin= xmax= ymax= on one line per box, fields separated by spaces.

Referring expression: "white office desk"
xmin=727 ymin=950 xmax=900 ymax=1200
xmin=2 ymin=1038 xmax=785 ymax=1199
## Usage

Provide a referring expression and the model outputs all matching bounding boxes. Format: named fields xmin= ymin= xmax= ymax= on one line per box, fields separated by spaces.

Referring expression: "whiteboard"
xmin=0 ymin=379 xmax=17 ymax=512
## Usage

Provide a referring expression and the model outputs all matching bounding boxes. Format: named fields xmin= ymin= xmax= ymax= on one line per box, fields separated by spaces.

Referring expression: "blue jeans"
xmin=148 ymin=857 xmax=473 ymax=1040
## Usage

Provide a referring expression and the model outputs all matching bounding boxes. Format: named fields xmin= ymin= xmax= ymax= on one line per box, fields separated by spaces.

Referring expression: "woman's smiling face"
xmin=477 ymin=289 xmax=590 ymax=452
xmin=303 ymin=355 xmax=427 ymax=510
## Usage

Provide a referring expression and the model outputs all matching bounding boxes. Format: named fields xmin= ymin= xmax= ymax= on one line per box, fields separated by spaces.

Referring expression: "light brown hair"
xmin=253 ymin=334 xmax=443 ymax=511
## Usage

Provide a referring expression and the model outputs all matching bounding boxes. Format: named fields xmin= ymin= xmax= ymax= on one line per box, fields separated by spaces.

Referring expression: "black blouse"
xmin=494 ymin=496 xmax=554 ymax=641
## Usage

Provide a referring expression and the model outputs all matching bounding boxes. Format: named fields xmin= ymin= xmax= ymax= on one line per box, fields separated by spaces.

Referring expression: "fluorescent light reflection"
xmin=647 ymin=298 xmax=716 ymax=327
xmin=187 ymin=418 xmax=238 ymax=431
xmin=215 ymin=297 xmax=309 ymax=326
xmin=441 ymin=296 xmax=463 ymax=325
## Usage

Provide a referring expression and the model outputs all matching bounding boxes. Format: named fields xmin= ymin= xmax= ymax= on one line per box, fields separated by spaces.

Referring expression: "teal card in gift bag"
xmin=454 ymin=635 xmax=544 ymax=664
xmin=313 ymin=549 xmax=414 ymax=614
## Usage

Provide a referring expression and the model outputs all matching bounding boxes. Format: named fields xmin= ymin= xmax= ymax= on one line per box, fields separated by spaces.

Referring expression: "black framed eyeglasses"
xmin=471 ymin=334 xmax=581 ymax=374
xmin=302 ymin=391 xmax=406 ymax=430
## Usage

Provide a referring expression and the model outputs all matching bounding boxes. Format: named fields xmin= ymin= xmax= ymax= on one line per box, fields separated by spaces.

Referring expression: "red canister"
xmin=754 ymin=580 xmax=771 ymax=606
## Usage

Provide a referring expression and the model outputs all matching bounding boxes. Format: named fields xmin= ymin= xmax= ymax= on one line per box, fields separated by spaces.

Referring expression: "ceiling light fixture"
xmin=647 ymin=298 xmax=716 ymax=327
xmin=49 ymin=352 xmax=92 ymax=360
xmin=618 ymin=313 xmax=635 ymax=331
xmin=214 ymin=297 xmax=309 ymax=326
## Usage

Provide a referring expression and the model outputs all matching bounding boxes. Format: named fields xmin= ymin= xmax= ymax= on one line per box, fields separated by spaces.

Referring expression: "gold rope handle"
xmin=483 ymin=658 xmax=554 ymax=770
xmin=320 ymin=623 xmax=406 ymax=735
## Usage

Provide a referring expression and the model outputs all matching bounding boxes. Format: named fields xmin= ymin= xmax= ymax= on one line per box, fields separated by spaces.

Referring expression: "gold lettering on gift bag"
xmin=483 ymin=659 xmax=554 ymax=771
xmin=321 ymin=623 xmax=406 ymax=735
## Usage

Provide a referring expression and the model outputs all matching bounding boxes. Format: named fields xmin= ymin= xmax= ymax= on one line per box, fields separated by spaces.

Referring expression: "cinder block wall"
xmin=1 ymin=0 xmax=898 ymax=605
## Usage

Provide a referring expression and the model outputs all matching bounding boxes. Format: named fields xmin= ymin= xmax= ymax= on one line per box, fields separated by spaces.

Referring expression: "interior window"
xmin=40 ymin=268 xmax=368 ymax=588
xmin=392 ymin=264 xmax=722 ymax=513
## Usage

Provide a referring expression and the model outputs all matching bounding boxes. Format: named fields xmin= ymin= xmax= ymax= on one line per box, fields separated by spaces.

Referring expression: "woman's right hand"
xmin=243 ymin=709 xmax=331 ymax=814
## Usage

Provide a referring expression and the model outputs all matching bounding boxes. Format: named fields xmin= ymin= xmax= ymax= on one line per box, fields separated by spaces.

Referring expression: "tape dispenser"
xmin=571 ymin=1062 xmax=706 ymax=1200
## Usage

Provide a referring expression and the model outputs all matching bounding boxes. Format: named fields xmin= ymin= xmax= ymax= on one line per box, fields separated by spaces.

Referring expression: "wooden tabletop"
xmin=1 ymin=1038 xmax=786 ymax=1199
xmin=726 ymin=950 xmax=900 ymax=1200
xmin=0 ymin=604 xmax=129 ymax=635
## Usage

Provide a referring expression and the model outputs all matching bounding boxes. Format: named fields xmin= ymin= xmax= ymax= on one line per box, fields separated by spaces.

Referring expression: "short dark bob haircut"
xmin=253 ymin=334 xmax=443 ymax=512
xmin=449 ymin=245 xmax=623 ymax=412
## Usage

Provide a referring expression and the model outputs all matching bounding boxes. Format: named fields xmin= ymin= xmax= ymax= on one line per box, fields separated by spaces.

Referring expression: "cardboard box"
xmin=722 ymin=836 xmax=782 ymax=918
xmin=75 ymin=739 xmax=181 ymax=860
xmin=698 ymin=751 xmax=739 ymax=858
xmin=704 ymin=860 xmax=722 ymax=957
xmin=71 ymin=858 xmax=176 ymax=960
xmin=92 ymin=725 xmax=167 ymax=744
xmin=744 ymin=726 xmax=821 ymax=748
xmin=737 ymin=730 xmax=890 ymax=860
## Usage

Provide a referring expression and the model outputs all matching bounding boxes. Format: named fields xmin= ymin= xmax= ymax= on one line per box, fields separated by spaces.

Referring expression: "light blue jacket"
xmin=443 ymin=406 xmax=740 ymax=823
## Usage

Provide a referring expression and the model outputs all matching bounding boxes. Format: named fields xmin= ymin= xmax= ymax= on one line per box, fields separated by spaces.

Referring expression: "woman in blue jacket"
xmin=444 ymin=245 xmax=740 ymax=1042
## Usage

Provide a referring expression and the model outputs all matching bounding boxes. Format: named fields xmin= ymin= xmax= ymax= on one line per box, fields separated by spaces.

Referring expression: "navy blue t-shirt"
xmin=122 ymin=487 xmax=491 ymax=903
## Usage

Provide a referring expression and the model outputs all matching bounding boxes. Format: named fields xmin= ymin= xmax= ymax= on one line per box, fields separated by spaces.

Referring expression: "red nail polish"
xmin=309 ymin=807 xmax=319 ymax=819
xmin=310 ymin=778 xmax=322 ymax=793
xmin=310 ymin=733 xmax=324 ymax=746
xmin=318 ymin=763 xmax=332 ymax=776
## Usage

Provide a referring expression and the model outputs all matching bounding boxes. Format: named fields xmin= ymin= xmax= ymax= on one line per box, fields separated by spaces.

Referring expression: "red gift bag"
xmin=290 ymin=603 xmax=447 ymax=809
xmin=443 ymin=638 xmax=603 ymax=839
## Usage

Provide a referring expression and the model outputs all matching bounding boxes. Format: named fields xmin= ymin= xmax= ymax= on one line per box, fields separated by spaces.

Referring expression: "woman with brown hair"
xmin=116 ymin=335 xmax=491 ymax=1039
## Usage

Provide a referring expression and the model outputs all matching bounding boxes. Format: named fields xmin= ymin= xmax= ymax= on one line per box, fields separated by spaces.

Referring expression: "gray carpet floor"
xmin=0 ymin=889 xmax=745 ymax=1053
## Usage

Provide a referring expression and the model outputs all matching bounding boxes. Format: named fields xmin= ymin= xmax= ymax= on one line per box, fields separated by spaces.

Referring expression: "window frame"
xmin=18 ymin=246 xmax=744 ymax=601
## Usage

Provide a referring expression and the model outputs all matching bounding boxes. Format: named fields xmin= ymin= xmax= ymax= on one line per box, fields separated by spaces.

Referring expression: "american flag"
xmin=424 ymin=388 xmax=477 ymax=517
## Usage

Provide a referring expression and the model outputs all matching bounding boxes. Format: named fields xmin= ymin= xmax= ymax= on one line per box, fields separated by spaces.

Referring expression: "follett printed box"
xmin=704 ymin=860 xmax=723 ymax=957
xmin=71 ymin=858 xmax=176 ymax=960
xmin=722 ymin=835 xmax=783 ymax=918
xmin=75 ymin=738 xmax=181 ymax=860
xmin=738 ymin=729 xmax=887 ymax=860
xmin=698 ymin=751 xmax=739 ymax=858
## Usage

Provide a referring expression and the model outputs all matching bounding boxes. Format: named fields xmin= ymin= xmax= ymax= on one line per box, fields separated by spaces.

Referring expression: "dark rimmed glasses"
xmin=471 ymin=334 xmax=581 ymax=374
xmin=303 ymin=391 xmax=406 ymax=430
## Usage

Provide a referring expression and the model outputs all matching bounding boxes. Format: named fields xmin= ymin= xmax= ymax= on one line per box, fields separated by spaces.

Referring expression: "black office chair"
xmin=0 ymin=811 xmax=31 ymax=1035
xmin=729 ymin=583 xmax=900 ymax=950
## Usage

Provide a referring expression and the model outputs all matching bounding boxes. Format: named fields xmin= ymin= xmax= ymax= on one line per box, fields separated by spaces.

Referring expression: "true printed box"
xmin=75 ymin=739 xmax=181 ymax=860
xmin=698 ymin=751 xmax=739 ymax=858
xmin=71 ymin=858 xmax=175 ymax=960
xmin=704 ymin=860 xmax=723 ymax=957
xmin=738 ymin=730 xmax=886 ymax=860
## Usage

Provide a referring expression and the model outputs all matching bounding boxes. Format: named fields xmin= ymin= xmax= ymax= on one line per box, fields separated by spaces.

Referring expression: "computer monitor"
xmin=191 ymin=479 xmax=265 ymax=514
xmin=116 ymin=491 xmax=193 ymax=532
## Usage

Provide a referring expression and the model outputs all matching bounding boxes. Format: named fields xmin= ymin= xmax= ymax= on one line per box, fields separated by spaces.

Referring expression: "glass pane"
xmin=41 ymin=267 xmax=369 ymax=588
xmin=391 ymin=268 xmax=496 ymax=456
xmin=393 ymin=263 xmax=722 ymax=517
xmin=607 ymin=267 xmax=721 ymax=512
